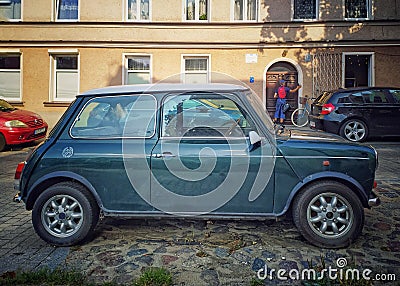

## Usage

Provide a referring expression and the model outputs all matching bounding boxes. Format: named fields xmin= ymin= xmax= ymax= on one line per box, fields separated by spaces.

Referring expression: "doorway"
xmin=266 ymin=62 xmax=299 ymax=124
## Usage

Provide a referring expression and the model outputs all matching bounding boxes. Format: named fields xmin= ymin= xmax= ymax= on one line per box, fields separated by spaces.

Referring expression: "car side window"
xmin=161 ymin=93 xmax=256 ymax=138
xmin=389 ymin=89 xmax=400 ymax=103
xmin=349 ymin=92 xmax=365 ymax=104
xmin=70 ymin=95 xmax=156 ymax=138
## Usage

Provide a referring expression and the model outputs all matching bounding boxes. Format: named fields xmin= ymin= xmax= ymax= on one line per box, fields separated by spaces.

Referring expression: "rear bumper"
xmin=308 ymin=115 xmax=341 ymax=134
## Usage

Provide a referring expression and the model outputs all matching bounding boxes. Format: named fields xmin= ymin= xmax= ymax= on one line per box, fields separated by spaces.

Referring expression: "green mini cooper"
xmin=14 ymin=84 xmax=380 ymax=248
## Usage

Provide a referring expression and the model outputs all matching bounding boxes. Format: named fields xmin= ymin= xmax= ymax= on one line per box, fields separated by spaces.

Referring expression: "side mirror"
xmin=249 ymin=131 xmax=261 ymax=145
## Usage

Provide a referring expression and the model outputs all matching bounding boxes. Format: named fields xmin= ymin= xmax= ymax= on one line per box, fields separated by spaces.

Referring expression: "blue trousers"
xmin=274 ymin=98 xmax=286 ymax=119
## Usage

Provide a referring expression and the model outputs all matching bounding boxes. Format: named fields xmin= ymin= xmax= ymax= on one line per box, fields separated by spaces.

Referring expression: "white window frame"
xmin=343 ymin=0 xmax=372 ymax=20
xmin=0 ymin=0 xmax=22 ymax=21
xmin=53 ymin=0 xmax=79 ymax=22
xmin=125 ymin=0 xmax=151 ymax=21
xmin=49 ymin=49 xmax=79 ymax=102
xmin=292 ymin=0 xmax=319 ymax=21
xmin=181 ymin=54 xmax=211 ymax=84
xmin=182 ymin=0 xmax=210 ymax=22
xmin=122 ymin=53 xmax=152 ymax=85
xmin=342 ymin=52 xmax=375 ymax=87
xmin=0 ymin=49 xmax=22 ymax=102
xmin=230 ymin=0 xmax=259 ymax=22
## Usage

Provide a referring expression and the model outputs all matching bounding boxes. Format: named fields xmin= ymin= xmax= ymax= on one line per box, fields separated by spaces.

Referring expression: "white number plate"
xmin=34 ymin=127 xmax=46 ymax=135
xmin=310 ymin=121 xmax=316 ymax=128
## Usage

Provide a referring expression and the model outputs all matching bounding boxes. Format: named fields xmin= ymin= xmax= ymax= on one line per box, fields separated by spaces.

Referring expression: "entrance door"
xmin=266 ymin=62 xmax=299 ymax=124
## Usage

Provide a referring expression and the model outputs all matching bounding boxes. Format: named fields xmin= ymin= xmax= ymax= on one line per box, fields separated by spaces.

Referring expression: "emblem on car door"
xmin=62 ymin=147 xmax=74 ymax=158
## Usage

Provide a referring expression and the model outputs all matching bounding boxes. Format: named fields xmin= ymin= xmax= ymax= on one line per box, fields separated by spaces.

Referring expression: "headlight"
xmin=5 ymin=120 xmax=28 ymax=128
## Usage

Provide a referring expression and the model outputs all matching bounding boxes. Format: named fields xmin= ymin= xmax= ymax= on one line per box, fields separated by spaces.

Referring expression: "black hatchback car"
xmin=309 ymin=87 xmax=400 ymax=142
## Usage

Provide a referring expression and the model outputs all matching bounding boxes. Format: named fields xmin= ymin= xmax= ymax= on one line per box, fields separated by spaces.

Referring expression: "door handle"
xmin=152 ymin=152 xmax=176 ymax=158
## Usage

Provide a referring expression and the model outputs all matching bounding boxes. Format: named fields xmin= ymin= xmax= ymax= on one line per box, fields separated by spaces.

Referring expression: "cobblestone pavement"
xmin=0 ymin=139 xmax=399 ymax=285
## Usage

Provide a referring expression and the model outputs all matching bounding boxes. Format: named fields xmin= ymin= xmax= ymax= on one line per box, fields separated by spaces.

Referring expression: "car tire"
xmin=339 ymin=119 xmax=368 ymax=142
xmin=32 ymin=182 xmax=99 ymax=246
xmin=292 ymin=181 xmax=364 ymax=249
xmin=0 ymin=133 xmax=6 ymax=152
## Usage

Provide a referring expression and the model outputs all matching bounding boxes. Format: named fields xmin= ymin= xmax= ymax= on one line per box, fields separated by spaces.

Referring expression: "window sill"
xmin=8 ymin=101 xmax=24 ymax=107
xmin=43 ymin=101 xmax=72 ymax=107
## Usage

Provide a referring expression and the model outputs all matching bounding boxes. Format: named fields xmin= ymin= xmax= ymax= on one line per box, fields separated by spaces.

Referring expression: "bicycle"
xmin=291 ymin=96 xmax=314 ymax=127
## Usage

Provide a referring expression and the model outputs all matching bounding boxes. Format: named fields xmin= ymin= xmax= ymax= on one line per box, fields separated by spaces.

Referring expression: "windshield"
xmin=246 ymin=91 xmax=275 ymax=134
xmin=0 ymin=99 xmax=16 ymax=111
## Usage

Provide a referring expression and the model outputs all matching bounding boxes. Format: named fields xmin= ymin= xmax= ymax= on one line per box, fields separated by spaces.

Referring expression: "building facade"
xmin=1 ymin=0 xmax=400 ymax=126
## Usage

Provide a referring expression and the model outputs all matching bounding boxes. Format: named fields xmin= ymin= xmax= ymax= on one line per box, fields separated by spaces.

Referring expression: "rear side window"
xmin=350 ymin=90 xmax=389 ymax=104
xmin=70 ymin=94 xmax=156 ymax=138
xmin=389 ymin=89 xmax=400 ymax=103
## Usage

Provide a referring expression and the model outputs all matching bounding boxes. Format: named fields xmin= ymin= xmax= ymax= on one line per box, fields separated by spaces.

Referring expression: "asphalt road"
xmin=0 ymin=139 xmax=399 ymax=285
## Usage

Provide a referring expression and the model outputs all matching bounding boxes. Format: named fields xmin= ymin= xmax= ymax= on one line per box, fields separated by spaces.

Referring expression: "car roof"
xmin=332 ymin=86 xmax=399 ymax=94
xmin=79 ymin=83 xmax=250 ymax=97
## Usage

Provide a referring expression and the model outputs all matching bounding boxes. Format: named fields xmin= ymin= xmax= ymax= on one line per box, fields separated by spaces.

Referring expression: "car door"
xmin=150 ymin=91 xmax=275 ymax=216
xmin=360 ymin=89 xmax=395 ymax=136
xmin=387 ymin=88 xmax=400 ymax=136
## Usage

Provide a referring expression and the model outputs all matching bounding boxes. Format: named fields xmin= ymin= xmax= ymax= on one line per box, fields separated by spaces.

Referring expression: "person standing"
xmin=273 ymin=79 xmax=302 ymax=125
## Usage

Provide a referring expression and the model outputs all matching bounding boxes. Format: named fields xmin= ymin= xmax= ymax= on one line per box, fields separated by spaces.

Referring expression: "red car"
xmin=0 ymin=99 xmax=48 ymax=151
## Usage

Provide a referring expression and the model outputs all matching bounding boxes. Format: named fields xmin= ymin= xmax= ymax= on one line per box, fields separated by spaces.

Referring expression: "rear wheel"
xmin=291 ymin=108 xmax=309 ymax=127
xmin=292 ymin=181 xmax=364 ymax=248
xmin=32 ymin=182 xmax=99 ymax=246
xmin=339 ymin=119 xmax=368 ymax=142
xmin=0 ymin=133 xmax=6 ymax=152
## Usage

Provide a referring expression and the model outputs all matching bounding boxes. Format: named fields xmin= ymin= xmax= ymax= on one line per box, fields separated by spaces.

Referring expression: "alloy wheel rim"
xmin=344 ymin=121 xmax=365 ymax=141
xmin=307 ymin=192 xmax=353 ymax=239
xmin=41 ymin=195 xmax=83 ymax=238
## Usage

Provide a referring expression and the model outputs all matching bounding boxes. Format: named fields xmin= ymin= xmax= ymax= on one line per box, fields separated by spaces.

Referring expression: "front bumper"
xmin=368 ymin=191 xmax=381 ymax=207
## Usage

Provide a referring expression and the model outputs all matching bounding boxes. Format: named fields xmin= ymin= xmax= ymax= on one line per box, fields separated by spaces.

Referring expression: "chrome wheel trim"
xmin=343 ymin=121 xmax=366 ymax=142
xmin=41 ymin=195 xmax=84 ymax=238
xmin=307 ymin=192 xmax=354 ymax=239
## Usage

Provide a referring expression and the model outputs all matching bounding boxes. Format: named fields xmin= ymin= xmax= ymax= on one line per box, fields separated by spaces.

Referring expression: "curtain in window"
xmin=345 ymin=0 xmax=368 ymax=18
xmin=0 ymin=55 xmax=20 ymax=99
xmin=57 ymin=0 xmax=79 ymax=20
xmin=128 ymin=0 xmax=137 ymax=20
xmin=234 ymin=0 xmax=243 ymax=20
xmin=247 ymin=0 xmax=256 ymax=20
xmin=199 ymin=0 xmax=207 ymax=20
xmin=0 ymin=0 xmax=21 ymax=20
xmin=127 ymin=57 xmax=150 ymax=84
xmin=186 ymin=0 xmax=195 ymax=20
xmin=140 ymin=0 xmax=149 ymax=20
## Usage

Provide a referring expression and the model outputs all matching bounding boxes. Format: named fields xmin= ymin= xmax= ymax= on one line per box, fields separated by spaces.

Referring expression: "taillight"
xmin=321 ymin=103 xmax=335 ymax=115
xmin=14 ymin=162 xmax=26 ymax=180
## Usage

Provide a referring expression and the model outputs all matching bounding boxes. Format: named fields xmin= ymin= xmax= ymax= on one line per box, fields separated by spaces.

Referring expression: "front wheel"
xmin=292 ymin=181 xmax=364 ymax=248
xmin=291 ymin=108 xmax=309 ymax=127
xmin=32 ymin=182 xmax=99 ymax=246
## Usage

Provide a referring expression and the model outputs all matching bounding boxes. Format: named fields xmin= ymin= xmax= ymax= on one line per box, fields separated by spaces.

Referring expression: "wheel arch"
xmin=25 ymin=171 xmax=103 ymax=211
xmin=338 ymin=116 xmax=370 ymax=132
xmin=276 ymin=171 xmax=369 ymax=216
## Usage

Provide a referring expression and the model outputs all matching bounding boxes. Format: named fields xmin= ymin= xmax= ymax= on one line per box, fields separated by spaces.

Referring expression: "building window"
xmin=124 ymin=55 xmax=151 ymax=84
xmin=55 ymin=0 xmax=79 ymax=21
xmin=184 ymin=0 xmax=208 ymax=21
xmin=0 ymin=54 xmax=21 ymax=101
xmin=344 ymin=0 xmax=370 ymax=19
xmin=127 ymin=0 xmax=150 ymax=21
xmin=0 ymin=0 xmax=21 ymax=21
xmin=293 ymin=0 xmax=317 ymax=20
xmin=343 ymin=53 xmax=374 ymax=87
xmin=51 ymin=54 xmax=79 ymax=101
xmin=232 ymin=0 xmax=257 ymax=21
xmin=182 ymin=56 xmax=209 ymax=84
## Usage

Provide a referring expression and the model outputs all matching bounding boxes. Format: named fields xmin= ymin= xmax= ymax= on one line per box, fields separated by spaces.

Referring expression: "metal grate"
xmin=312 ymin=52 xmax=342 ymax=98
